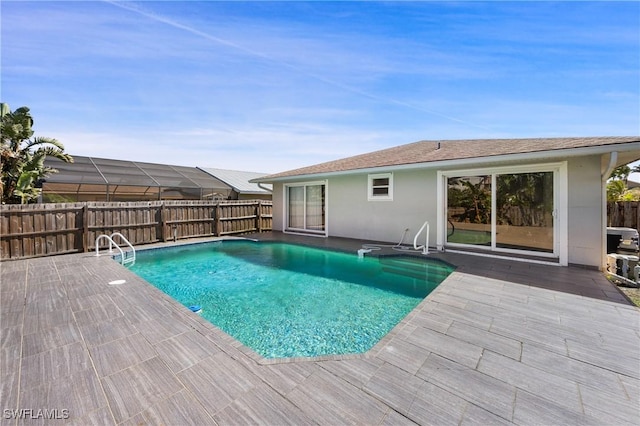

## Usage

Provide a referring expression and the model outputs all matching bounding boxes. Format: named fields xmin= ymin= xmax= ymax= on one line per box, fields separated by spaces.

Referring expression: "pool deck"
xmin=1 ymin=232 xmax=639 ymax=425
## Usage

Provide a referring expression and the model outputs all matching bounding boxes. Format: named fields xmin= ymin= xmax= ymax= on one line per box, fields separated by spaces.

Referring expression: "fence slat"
xmin=607 ymin=201 xmax=640 ymax=232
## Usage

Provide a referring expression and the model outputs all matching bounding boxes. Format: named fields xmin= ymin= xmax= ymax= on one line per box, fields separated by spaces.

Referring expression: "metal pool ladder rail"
xmin=413 ymin=221 xmax=430 ymax=255
xmin=95 ymin=232 xmax=136 ymax=266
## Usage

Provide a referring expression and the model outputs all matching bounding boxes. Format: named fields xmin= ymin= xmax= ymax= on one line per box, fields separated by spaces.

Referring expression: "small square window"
xmin=368 ymin=173 xmax=393 ymax=201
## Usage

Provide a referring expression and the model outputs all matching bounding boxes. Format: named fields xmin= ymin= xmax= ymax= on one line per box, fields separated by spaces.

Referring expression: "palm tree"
xmin=605 ymin=164 xmax=640 ymax=202
xmin=610 ymin=165 xmax=631 ymax=184
xmin=1 ymin=103 xmax=73 ymax=204
xmin=607 ymin=179 xmax=627 ymax=202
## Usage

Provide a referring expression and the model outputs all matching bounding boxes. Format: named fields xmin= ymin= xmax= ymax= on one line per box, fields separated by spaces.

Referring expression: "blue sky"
xmin=2 ymin=1 xmax=639 ymax=173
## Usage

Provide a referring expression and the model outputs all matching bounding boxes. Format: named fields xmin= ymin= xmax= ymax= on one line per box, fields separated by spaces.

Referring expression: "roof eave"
xmin=254 ymin=142 xmax=640 ymax=183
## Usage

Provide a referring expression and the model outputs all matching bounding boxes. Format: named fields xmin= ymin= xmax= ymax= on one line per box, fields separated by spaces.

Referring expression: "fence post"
xmin=214 ymin=202 xmax=221 ymax=236
xmin=82 ymin=203 xmax=89 ymax=252
xmin=160 ymin=202 xmax=167 ymax=242
xmin=255 ymin=201 xmax=262 ymax=233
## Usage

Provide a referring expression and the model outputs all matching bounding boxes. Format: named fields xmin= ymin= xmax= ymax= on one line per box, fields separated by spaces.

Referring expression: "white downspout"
xmin=257 ymin=182 xmax=272 ymax=193
xmin=601 ymin=151 xmax=618 ymax=270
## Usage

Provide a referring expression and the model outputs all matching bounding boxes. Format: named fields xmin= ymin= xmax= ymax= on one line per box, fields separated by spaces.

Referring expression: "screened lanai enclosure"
xmin=42 ymin=156 xmax=232 ymax=202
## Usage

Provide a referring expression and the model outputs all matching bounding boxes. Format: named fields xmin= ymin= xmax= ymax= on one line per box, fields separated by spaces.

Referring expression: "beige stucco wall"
xmin=271 ymin=155 xmax=606 ymax=268
xmin=272 ymin=170 xmax=439 ymax=246
xmin=237 ymin=193 xmax=272 ymax=201
xmin=566 ymin=155 xmax=603 ymax=267
xmin=327 ymin=170 xmax=439 ymax=245
xmin=272 ymin=184 xmax=284 ymax=231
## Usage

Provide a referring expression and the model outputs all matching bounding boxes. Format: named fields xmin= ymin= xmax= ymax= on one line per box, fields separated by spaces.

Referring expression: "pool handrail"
xmin=95 ymin=232 xmax=136 ymax=266
xmin=413 ymin=221 xmax=429 ymax=255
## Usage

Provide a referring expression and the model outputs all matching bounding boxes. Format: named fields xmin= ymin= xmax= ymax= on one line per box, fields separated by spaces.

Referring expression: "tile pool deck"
xmin=1 ymin=233 xmax=639 ymax=425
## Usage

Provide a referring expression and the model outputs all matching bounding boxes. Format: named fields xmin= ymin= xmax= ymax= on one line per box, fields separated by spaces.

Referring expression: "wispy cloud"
xmin=2 ymin=1 xmax=638 ymax=173
xmin=103 ymin=0 xmax=492 ymax=131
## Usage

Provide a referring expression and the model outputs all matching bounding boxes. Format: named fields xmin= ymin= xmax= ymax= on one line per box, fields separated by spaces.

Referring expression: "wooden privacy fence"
xmin=607 ymin=201 xmax=640 ymax=230
xmin=0 ymin=200 xmax=272 ymax=260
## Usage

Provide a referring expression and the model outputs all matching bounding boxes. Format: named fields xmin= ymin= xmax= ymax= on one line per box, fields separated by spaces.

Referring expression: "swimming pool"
xmin=130 ymin=240 xmax=454 ymax=359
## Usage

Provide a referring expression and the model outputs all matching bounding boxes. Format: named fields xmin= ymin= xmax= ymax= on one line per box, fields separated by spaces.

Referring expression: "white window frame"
xmin=437 ymin=162 xmax=568 ymax=265
xmin=368 ymin=172 xmax=393 ymax=201
xmin=283 ymin=180 xmax=328 ymax=237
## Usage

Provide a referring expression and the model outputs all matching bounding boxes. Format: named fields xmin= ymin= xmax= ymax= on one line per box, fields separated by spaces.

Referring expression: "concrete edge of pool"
xmin=127 ymin=237 xmax=456 ymax=364
xmin=2 ymin=234 xmax=638 ymax=425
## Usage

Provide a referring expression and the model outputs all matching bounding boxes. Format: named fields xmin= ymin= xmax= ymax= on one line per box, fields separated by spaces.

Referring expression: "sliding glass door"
xmin=444 ymin=165 xmax=561 ymax=257
xmin=286 ymin=182 xmax=326 ymax=234
xmin=495 ymin=172 xmax=554 ymax=252
xmin=447 ymin=175 xmax=492 ymax=246
xmin=288 ymin=186 xmax=305 ymax=229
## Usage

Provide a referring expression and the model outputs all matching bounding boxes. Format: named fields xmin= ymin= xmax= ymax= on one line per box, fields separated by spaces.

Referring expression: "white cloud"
xmin=3 ymin=1 xmax=638 ymax=176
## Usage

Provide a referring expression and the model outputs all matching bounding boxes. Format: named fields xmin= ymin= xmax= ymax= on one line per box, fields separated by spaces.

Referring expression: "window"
xmin=368 ymin=173 xmax=393 ymax=201
xmin=285 ymin=182 xmax=326 ymax=234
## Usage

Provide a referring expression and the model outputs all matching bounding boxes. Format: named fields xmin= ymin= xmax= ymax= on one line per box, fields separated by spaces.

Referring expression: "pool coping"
xmin=125 ymin=237 xmax=456 ymax=366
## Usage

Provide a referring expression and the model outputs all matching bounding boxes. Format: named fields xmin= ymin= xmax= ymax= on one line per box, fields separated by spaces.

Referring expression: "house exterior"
xmin=253 ymin=137 xmax=640 ymax=269
xmin=198 ymin=167 xmax=272 ymax=200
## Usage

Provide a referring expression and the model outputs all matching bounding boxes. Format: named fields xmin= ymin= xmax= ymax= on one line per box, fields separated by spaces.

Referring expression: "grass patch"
xmin=606 ymin=275 xmax=640 ymax=307
xmin=619 ymin=286 xmax=640 ymax=307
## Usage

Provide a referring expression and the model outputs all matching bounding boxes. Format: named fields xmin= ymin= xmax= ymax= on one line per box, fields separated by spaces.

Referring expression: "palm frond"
xmin=31 ymin=145 xmax=73 ymax=163
xmin=25 ymin=136 xmax=65 ymax=150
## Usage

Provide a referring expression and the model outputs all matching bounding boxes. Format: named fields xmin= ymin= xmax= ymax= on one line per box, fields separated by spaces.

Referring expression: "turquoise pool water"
xmin=130 ymin=241 xmax=454 ymax=358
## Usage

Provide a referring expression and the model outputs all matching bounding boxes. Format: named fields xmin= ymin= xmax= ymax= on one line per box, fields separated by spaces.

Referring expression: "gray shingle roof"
xmin=257 ymin=136 xmax=640 ymax=181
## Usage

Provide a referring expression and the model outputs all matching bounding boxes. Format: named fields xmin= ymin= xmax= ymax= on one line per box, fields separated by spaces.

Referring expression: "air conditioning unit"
xmin=606 ymin=227 xmax=640 ymax=287
xmin=606 ymin=227 xmax=639 ymax=254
